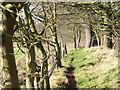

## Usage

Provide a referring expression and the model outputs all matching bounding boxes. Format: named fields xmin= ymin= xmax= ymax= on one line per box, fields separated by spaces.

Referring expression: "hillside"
xmin=50 ymin=47 xmax=119 ymax=88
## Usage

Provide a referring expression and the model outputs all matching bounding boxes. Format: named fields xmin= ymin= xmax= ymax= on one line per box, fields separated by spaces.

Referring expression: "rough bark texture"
xmin=26 ymin=46 xmax=37 ymax=88
xmin=36 ymin=42 xmax=50 ymax=89
xmin=23 ymin=3 xmax=50 ymax=89
xmin=101 ymin=4 xmax=113 ymax=49
xmin=52 ymin=29 xmax=62 ymax=68
xmin=2 ymin=2 xmax=21 ymax=88
xmin=23 ymin=4 xmax=38 ymax=88
xmin=51 ymin=3 xmax=62 ymax=68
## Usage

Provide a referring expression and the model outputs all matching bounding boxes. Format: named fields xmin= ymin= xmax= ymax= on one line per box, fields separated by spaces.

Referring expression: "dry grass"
xmin=85 ymin=46 xmax=118 ymax=74
xmin=63 ymin=46 xmax=119 ymax=88
xmin=50 ymin=67 xmax=67 ymax=88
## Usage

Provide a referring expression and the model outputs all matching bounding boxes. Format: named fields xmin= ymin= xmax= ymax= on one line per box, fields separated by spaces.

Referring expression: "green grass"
xmin=13 ymin=47 xmax=119 ymax=88
xmin=62 ymin=47 xmax=119 ymax=88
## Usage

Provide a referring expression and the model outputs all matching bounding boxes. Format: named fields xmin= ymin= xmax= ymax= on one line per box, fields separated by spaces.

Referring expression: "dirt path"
xmin=65 ymin=58 xmax=78 ymax=89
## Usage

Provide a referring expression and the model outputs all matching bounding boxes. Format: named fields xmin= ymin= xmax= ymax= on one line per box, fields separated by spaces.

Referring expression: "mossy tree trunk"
xmin=23 ymin=4 xmax=37 ymax=88
xmin=1 ymin=2 xmax=24 ymax=88
xmin=102 ymin=14 xmax=113 ymax=48
xmin=23 ymin=3 xmax=50 ymax=89
xmin=50 ymin=3 xmax=62 ymax=68
xmin=51 ymin=26 xmax=62 ymax=68
xmin=26 ymin=46 xmax=37 ymax=88
xmin=98 ymin=3 xmax=113 ymax=48
xmin=36 ymin=42 xmax=50 ymax=89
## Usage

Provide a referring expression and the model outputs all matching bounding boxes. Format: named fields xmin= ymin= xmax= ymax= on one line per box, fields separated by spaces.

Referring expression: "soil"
xmin=65 ymin=58 xmax=78 ymax=89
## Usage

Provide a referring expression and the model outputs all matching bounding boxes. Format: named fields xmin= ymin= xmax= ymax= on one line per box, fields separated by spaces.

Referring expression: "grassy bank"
xmin=3 ymin=47 xmax=119 ymax=88
xmin=62 ymin=47 xmax=119 ymax=88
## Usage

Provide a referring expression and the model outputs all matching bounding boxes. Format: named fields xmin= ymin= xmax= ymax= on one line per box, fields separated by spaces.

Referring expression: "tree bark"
xmin=50 ymin=3 xmax=62 ymax=68
xmin=23 ymin=3 xmax=50 ymax=89
xmin=2 ymin=34 xmax=20 ymax=88
xmin=52 ymin=27 xmax=62 ymax=68
xmin=73 ymin=26 xmax=77 ymax=49
xmin=94 ymin=30 xmax=101 ymax=46
xmin=118 ymin=37 xmax=120 ymax=59
xmin=2 ymin=3 xmax=21 ymax=88
xmin=23 ymin=4 xmax=38 ymax=88
xmin=73 ymin=25 xmax=81 ymax=49
xmin=85 ymin=24 xmax=91 ymax=48
xmin=101 ymin=4 xmax=113 ymax=49
xmin=90 ymin=28 xmax=98 ymax=47
xmin=36 ymin=42 xmax=50 ymax=89
xmin=26 ymin=46 xmax=37 ymax=88
xmin=104 ymin=29 xmax=113 ymax=48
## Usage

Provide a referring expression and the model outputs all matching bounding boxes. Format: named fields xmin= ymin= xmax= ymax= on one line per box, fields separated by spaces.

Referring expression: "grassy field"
xmin=62 ymin=46 xmax=119 ymax=88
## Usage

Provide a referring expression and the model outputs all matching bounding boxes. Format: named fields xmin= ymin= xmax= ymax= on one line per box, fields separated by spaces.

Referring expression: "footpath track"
xmin=65 ymin=58 xmax=78 ymax=89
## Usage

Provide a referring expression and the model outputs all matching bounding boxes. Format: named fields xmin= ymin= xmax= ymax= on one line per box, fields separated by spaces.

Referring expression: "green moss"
xmin=14 ymin=48 xmax=24 ymax=59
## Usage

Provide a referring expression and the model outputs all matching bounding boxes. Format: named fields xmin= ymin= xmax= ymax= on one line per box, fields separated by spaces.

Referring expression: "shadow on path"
xmin=65 ymin=58 xmax=78 ymax=89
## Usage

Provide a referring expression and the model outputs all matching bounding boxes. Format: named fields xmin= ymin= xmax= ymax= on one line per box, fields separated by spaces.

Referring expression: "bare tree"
xmin=1 ymin=2 xmax=24 ymax=88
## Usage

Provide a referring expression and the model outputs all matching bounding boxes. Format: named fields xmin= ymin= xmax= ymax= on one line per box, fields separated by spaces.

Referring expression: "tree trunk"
xmin=76 ymin=28 xmax=81 ymax=48
xmin=85 ymin=24 xmax=91 ymax=48
xmin=23 ymin=4 xmax=50 ymax=89
xmin=118 ymin=37 xmax=120 ymax=58
xmin=2 ymin=3 xmax=20 ymax=88
xmin=23 ymin=4 xmax=38 ymax=88
xmin=50 ymin=3 xmax=62 ymax=68
xmin=90 ymin=29 xmax=98 ymax=47
xmin=36 ymin=42 xmax=50 ymax=89
xmin=104 ymin=30 xmax=113 ymax=48
xmin=26 ymin=46 xmax=37 ymax=88
xmin=73 ymin=27 xmax=77 ymax=49
xmin=52 ymin=30 xmax=62 ymax=68
xmin=2 ymin=34 xmax=20 ymax=88
xmin=101 ymin=5 xmax=113 ymax=49
xmin=64 ymin=44 xmax=68 ymax=55
xmin=94 ymin=30 xmax=101 ymax=46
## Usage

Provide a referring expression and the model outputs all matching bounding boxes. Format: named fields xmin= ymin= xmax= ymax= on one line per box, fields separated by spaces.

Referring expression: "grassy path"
xmin=62 ymin=47 xmax=118 ymax=88
xmin=65 ymin=58 xmax=78 ymax=89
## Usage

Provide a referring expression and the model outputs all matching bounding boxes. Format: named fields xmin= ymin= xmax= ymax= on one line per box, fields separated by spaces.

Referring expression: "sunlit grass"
xmin=62 ymin=47 xmax=119 ymax=88
xmin=1 ymin=46 xmax=119 ymax=88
